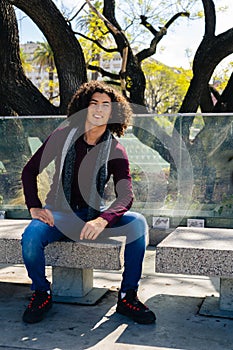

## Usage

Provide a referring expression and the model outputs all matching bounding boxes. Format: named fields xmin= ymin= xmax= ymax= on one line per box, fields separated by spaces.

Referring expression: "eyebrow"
xmin=90 ymin=98 xmax=111 ymax=104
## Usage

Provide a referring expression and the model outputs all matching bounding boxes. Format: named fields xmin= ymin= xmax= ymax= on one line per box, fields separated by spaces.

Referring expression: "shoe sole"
xmin=23 ymin=304 xmax=52 ymax=324
xmin=116 ymin=308 xmax=156 ymax=324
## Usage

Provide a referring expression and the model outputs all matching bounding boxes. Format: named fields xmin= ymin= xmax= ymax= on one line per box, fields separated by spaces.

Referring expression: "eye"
xmin=103 ymin=103 xmax=111 ymax=108
xmin=89 ymin=101 xmax=97 ymax=108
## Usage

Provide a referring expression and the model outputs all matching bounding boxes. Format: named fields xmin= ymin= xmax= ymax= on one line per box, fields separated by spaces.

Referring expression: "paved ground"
xmin=0 ymin=247 xmax=233 ymax=350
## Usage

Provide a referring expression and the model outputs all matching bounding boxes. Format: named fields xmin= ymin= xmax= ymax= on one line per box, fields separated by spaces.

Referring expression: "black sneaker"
xmin=116 ymin=289 xmax=156 ymax=324
xmin=23 ymin=290 xmax=52 ymax=324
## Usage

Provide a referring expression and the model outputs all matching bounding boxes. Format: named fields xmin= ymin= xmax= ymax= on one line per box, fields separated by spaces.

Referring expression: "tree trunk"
xmin=166 ymin=0 xmax=233 ymax=204
xmin=0 ymin=0 xmax=58 ymax=116
xmin=10 ymin=0 xmax=87 ymax=113
xmin=0 ymin=1 xmax=32 ymax=203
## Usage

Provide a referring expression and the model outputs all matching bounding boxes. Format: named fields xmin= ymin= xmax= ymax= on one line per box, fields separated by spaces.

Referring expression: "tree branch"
xmin=88 ymin=64 xmax=120 ymax=80
xmin=140 ymin=15 xmax=158 ymax=36
xmin=202 ymin=0 xmax=216 ymax=37
xmin=68 ymin=2 xmax=87 ymax=22
xmin=164 ymin=12 xmax=190 ymax=30
xmin=86 ymin=0 xmax=129 ymax=97
xmin=105 ymin=80 xmax=121 ymax=86
xmin=75 ymin=32 xmax=118 ymax=52
xmin=86 ymin=0 xmax=124 ymax=40
xmin=137 ymin=12 xmax=190 ymax=63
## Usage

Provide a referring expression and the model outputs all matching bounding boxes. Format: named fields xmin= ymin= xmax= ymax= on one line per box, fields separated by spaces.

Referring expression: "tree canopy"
xmin=1 ymin=0 xmax=232 ymax=114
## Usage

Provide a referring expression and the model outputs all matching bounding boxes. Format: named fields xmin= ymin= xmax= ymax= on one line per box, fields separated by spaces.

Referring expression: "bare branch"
xmin=105 ymin=80 xmax=121 ymax=86
xmin=140 ymin=15 xmax=158 ymax=36
xmin=137 ymin=12 xmax=190 ymax=63
xmin=85 ymin=0 xmax=120 ymax=37
xmin=120 ymin=46 xmax=128 ymax=97
xmin=68 ymin=2 xmax=87 ymax=22
xmin=85 ymin=0 xmax=129 ymax=97
xmin=164 ymin=12 xmax=190 ymax=30
xmin=75 ymin=32 xmax=118 ymax=52
xmin=202 ymin=0 xmax=216 ymax=37
xmin=88 ymin=64 xmax=120 ymax=80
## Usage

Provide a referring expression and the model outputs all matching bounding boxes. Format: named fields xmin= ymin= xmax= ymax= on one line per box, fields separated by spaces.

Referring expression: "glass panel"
xmin=0 ymin=117 xmax=63 ymax=216
xmin=1 ymin=114 xmax=233 ymax=226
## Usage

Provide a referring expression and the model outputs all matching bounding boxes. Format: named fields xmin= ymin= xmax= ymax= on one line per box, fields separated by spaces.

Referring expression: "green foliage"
xmin=214 ymin=194 xmax=233 ymax=215
xmin=20 ymin=48 xmax=33 ymax=73
xmin=77 ymin=0 xmax=114 ymax=66
xmin=131 ymin=167 xmax=142 ymax=182
xmin=33 ymin=41 xmax=57 ymax=101
xmin=33 ymin=41 xmax=55 ymax=71
xmin=142 ymin=59 xmax=192 ymax=113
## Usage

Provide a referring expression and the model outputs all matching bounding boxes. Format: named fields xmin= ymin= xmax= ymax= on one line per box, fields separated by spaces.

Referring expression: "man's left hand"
xmin=80 ymin=217 xmax=108 ymax=240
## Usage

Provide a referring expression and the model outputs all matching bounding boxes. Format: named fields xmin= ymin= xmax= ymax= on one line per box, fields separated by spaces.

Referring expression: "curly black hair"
xmin=67 ymin=80 xmax=132 ymax=137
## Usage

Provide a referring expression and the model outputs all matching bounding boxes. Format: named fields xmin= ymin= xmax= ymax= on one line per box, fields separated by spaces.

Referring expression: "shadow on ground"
xmin=1 ymin=283 xmax=233 ymax=350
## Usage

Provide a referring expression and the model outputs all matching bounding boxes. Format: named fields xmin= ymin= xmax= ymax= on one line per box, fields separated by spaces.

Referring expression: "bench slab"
xmin=0 ymin=219 xmax=125 ymax=269
xmin=156 ymin=226 xmax=233 ymax=277
xmin=0 ymin=219 xmax=125 ymax=304
xmin=155 ymin=226 xmax=233 ymax=318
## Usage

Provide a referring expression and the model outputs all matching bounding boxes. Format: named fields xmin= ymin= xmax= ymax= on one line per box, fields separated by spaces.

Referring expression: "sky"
xmin=16 ymin=0 xmax=233 ymax=70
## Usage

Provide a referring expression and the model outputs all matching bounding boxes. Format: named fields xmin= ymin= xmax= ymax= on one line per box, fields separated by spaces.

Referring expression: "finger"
xmin=80 ymin=225 xmax=88 ymax=240
xmin=43 ymin=216 xmax=53 ymax=226
xmin=87 ymin=228 xmax=101 ymax=240
xmin=44 ymin=209 xmax=54 ymax=226
xmin=39 ymin=214 xmax=49 ymax=224
xmin=90 ymin=232 xmax=99 ymax=240
xmin=86 ymin=230 xmax=94 ymax=240
xmin=81 ymin=229 xmax=94 ymax=240
xmin=35 ymin=211 xmax=53 ymax=226
xmin=34 ymin=209 xmax=52 ymax=226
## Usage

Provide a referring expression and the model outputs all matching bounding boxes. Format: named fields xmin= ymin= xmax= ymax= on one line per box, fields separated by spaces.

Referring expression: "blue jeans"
xmin=21 ymin=209 xmax=147 ymax=293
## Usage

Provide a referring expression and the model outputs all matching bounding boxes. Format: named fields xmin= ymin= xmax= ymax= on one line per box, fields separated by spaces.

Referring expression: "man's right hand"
xmin=30 ymin=208 xmax=54 ymax=227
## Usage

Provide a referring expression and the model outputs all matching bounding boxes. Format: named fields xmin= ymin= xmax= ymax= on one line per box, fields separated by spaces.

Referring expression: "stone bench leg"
xmin=52 ymin=267 xmax=108 ymax=305
xmin=199 ymin=277 xmax=233 ymax=319
xmin=219 ymin=277 xmax=233 ymax=311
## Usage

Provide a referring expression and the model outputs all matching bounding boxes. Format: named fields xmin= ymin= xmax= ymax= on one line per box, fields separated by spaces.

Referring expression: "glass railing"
xmin=1 ymin=114 xmax=233 ymax=227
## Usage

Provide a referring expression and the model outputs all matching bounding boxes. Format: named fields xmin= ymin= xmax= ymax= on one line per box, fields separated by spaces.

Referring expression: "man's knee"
xmin=21 ymin=220 xmax=48 ymax=252
xmin=122 ymin=212 xmax=148 ymax=245
xmin=129 ymin=212 xmax=148 ymax=232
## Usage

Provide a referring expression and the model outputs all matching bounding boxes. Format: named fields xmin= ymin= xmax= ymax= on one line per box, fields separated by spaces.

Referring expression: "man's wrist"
xmin=97 ymin=216 xmax=108 ymax=227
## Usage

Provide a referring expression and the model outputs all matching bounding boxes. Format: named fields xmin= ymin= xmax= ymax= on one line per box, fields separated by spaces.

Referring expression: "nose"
xmin=95 ymin=103 xmax=103 ymax=112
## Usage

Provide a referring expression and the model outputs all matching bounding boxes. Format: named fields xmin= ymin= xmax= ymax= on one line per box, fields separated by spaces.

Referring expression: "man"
xmin=21 ymin=80 xmax=156 ymax=324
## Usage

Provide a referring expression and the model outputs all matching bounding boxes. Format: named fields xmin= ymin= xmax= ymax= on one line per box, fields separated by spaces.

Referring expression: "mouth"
xmin=93 ymin=114 xmax=102 ymax=119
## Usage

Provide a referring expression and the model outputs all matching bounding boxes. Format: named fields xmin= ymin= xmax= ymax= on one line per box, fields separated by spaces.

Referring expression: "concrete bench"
xmin=155 ymin=226 xmax=233 ymax=319
xmin=0 ymin=219 xmax=125 ymax=305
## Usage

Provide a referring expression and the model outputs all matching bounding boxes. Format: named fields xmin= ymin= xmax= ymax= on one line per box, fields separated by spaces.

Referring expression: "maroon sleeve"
xmin=99 ymin=141 xmax=134 ymax=227
xmin=21 ymin=141 xmax=47 ymax=210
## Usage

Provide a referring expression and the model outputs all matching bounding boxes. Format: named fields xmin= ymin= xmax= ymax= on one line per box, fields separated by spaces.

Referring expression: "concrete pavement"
xmin=0 ymin=247 xmax=233 ymax=350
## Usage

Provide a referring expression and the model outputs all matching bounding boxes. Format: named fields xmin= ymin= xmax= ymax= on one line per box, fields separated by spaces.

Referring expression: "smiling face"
xmin=85 ymin=92 xmax=112 ymax=130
